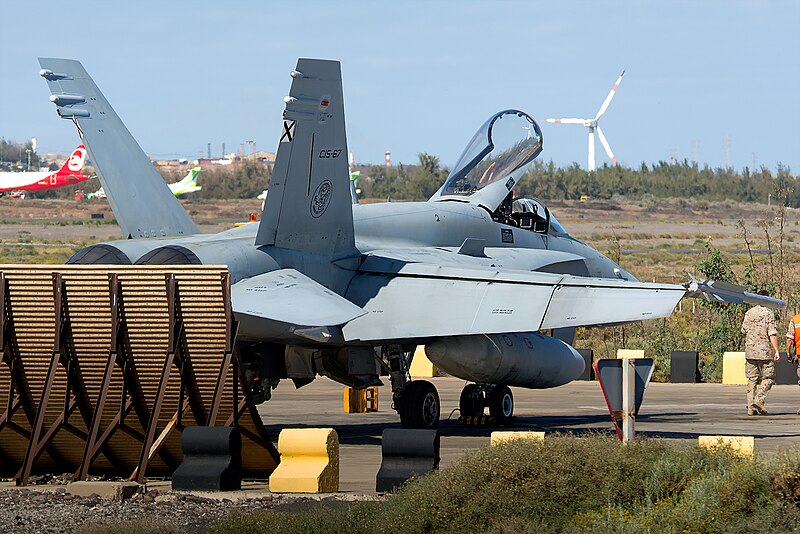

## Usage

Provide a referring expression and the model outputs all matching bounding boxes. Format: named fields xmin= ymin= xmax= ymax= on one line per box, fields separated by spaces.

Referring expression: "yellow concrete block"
xmin=722 ymin=351 xmax=747 ymax=385
xmin=698 ymin=435 xmax=754 ymax=459
xmin=411 ymin=346 xmax=441 ymax=378
xmin=269 ymin=428 xmax=339 ymax=493
xmin=343 ymin=387 xmax=379 ymax=413
xmin=616 ymin=349 xmax=645 ymax=359
xmin=490 ymin=431 xmax=545 ymax=446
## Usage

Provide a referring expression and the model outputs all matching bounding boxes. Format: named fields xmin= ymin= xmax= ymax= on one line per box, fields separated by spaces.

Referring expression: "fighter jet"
xmin=38 ymin=58 xmax=783 ymax=429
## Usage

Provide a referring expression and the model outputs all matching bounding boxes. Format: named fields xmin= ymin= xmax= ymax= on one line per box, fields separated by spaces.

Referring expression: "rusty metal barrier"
xmin=0 ymin=265 xmax=278 ymax=484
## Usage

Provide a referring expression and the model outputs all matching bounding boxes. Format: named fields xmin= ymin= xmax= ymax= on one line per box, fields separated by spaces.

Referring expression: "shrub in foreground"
xmin=210 ymin=434 xmax=800 ymax=533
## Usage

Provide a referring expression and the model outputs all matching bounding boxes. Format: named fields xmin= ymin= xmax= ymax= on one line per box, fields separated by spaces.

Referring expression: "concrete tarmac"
xmin=258 ymin=377 xmax=800 ymax=493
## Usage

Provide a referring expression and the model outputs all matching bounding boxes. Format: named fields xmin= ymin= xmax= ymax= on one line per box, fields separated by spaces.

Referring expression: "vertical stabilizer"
xmin=255 ymin=59 xmax=356 ymax=259
xmin=38 ymin=58 xmax=199 ymax=239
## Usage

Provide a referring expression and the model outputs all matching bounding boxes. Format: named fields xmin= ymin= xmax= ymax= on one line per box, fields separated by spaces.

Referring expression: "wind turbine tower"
xmin=546 ymin=70 xmax=625 ymax=172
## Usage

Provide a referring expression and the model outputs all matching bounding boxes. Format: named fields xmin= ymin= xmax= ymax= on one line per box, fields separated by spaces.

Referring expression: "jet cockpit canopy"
xmin=430 ymin=110 xmax=543 ymax=210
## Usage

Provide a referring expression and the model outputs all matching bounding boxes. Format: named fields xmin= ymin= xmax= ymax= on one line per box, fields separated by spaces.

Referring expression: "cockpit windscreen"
xmin=439 ymin=110 xmax=543 ymax=197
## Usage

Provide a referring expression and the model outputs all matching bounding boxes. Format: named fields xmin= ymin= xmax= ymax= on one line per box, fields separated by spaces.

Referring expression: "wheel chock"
xmin=269 ymin=428 xmax=339 ymax=493
xmin=458 ymin=415 xmax=498 ymax=426
xmin=490 ymin=431 xmax=545 ymax=446
xmin=172 ymin=427 xmax=242 ymax=491
xmin=721 ymin=352 xmax=747 ymax=385
xmin=698 ymin=435 xmax=754 ymax=459
xmin=376 ymin=429 xmax=439 ymax=493
xmin=343 ymin=386 xmax=379 ymax=413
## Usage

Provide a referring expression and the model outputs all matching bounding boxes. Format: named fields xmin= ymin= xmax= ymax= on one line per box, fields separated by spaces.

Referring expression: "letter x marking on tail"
xmin=71 ymin=117 xmax=85 ymax=141
xmin=281 ymin=120 xmax=296 ymax=143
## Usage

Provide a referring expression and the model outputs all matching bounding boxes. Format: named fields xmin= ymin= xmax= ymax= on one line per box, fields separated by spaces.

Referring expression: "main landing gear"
xmin=459 ymin=383 xmax=514 ymax=424
xmin=385 ymin=345 xmax=440 ymax=429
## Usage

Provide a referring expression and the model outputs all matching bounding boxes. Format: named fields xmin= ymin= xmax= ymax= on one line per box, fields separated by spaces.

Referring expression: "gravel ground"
xmin=0 ymin=485 xmax=375 ymax=533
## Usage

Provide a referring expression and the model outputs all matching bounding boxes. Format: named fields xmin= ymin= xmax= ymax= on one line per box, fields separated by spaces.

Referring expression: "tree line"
xmin=360 ymin=155 xmax=796 ymax=207
xmin=7 ymin=144 xmax=797 ymax=206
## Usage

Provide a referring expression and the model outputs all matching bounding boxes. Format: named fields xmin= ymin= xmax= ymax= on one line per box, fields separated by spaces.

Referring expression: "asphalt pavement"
xmin=258 ymin=377 xmax=800 ymax=493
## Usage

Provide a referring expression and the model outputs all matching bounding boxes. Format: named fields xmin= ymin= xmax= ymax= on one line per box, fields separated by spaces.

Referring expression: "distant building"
xmin=246 ymin=151 xmax=276 ymax=165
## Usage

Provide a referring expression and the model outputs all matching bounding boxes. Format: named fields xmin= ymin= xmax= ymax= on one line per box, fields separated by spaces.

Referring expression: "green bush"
xmin=210 ymin=435 xmax=800 ymax=534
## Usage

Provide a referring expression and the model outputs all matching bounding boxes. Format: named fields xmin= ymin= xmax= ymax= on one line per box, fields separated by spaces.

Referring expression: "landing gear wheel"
xmin=489 ymin=385 xmax=514 ymax=425
xmin=399 ymin=380 xmax=440 ymax=429
xmin=459 ymin=384 xmax=483 ymax=417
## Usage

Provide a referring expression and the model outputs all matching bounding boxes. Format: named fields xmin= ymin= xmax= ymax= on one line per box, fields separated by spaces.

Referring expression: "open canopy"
xmin=435 ymin=110 xmax=543 ymax=200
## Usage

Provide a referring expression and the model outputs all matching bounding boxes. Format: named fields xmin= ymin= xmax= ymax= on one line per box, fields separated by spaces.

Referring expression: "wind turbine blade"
xmin=596 ymin=126 xmax=617 ymax=165
xmin=594 ymin=70 xmax=625 ymax=120
xmin=546 ymin=118 xmax=586 ymax=125
xmin=588 ymin=130 xmax=596 ymax=172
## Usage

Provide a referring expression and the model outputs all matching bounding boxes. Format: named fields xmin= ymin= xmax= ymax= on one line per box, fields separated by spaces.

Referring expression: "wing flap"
xmin=540 ymin=283 xmax=685 ymax=329
xmin=342 ymin=264 xmax=686 ymax=342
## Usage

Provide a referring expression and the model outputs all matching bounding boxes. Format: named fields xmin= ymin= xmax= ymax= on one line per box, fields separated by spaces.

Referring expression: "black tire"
xmin=488 ymin=385 xmax=514 ymax=424
xmin=459 ymin=384 xmax=483 ymax=417
xmin=399 ymin=380 xmax=440 ymax=429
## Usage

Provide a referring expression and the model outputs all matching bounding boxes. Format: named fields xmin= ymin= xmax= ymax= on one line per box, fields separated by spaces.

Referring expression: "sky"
xmin=1 ymin=1 xmax=798 ymax=173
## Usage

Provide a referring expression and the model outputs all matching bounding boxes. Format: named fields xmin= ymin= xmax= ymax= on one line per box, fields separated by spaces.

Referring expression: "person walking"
xmin=785 ymin=311 xmax=800 ymax=414
xmin=741 ymin=302 xmax=780 ymax=416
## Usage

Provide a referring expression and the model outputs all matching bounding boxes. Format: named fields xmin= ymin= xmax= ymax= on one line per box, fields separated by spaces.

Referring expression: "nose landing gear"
xmin=459 ymin=383 xmax=514 ymax=425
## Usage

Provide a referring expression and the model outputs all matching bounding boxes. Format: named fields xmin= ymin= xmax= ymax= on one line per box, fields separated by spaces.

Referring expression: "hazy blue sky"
xmin=2 ymin=1 xmax=798 ymax=172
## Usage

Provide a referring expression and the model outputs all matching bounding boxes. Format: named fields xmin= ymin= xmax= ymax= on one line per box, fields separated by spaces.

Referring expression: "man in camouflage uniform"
xmin=741 ymin=303 xmax=780 ymax=416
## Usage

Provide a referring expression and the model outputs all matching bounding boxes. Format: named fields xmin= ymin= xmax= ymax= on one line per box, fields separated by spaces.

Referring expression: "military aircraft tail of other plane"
xmin=39 ymin=61 xmax=198 ymax=239
xmin=0 ymin=144 xmax=88 ymax=195
xmin=39 ymin=57 xmax=784 ymax=429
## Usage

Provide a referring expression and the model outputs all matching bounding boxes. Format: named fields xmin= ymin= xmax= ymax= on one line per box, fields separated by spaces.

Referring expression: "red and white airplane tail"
xmin=0 ymin=144 xmax=89 ymax=195
xmin=59 ymin=145 xmax=87 ymax=175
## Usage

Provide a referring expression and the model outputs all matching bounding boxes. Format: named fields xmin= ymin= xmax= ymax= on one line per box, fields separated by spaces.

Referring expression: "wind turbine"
xmin=546 ymin=70 xmax=625 ymax=172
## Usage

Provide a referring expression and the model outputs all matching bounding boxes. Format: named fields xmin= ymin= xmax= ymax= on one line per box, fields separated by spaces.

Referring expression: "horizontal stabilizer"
xmin=231 ymin=269 xmax=366 ymax=327
xmin=38 ymin=58 xmax=199 ymax=239
xmin=684 ymin=276 xmax=786 ymax=309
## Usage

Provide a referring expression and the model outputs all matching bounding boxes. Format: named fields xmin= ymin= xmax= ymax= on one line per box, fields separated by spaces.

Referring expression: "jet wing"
xmin=231 ymin=269 xmax=366 ymax=327
xmin=342 ymin=260 xmax=685 ymax=342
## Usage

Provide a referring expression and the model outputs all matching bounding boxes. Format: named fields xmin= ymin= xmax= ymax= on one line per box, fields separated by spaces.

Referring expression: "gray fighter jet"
xmin=38 ymin=57 xmax=782 ymax=428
